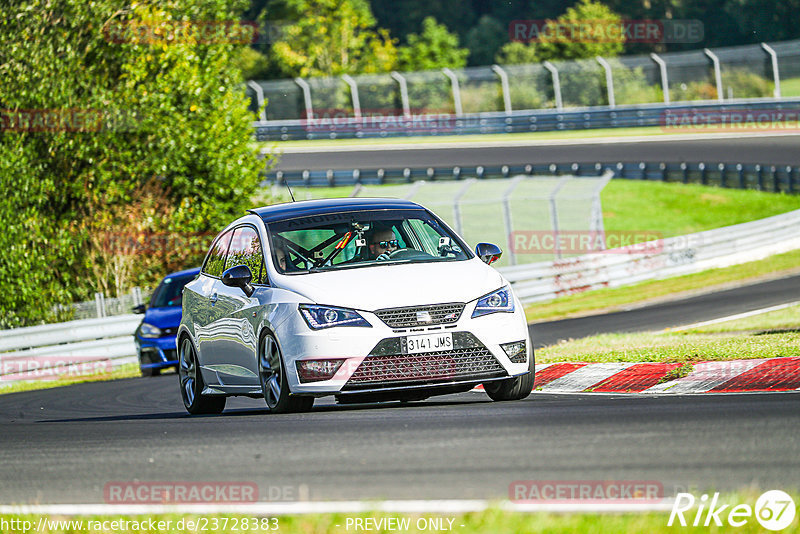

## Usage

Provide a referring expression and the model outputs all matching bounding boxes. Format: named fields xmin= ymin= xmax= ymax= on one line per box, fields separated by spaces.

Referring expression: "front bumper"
xmin=277 ymin=298 xmax=532 ymax=396
xmin=136 ymin=335 xmax=179 ymax=370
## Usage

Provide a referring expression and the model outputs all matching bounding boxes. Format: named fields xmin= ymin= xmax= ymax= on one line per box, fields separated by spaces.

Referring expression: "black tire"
xmin=178 ymin=337 xmax=226 ymax=415
xmin=258 ymin=333 xmax=314 ymax=414
xmin=484 ymin=350 xmax=535 ymax=402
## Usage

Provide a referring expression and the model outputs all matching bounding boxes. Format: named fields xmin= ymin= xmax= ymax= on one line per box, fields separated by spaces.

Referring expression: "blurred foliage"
xmin=496 ymin=0 xmax=624 ymax=65
xmin=0 ymin=0 xmax=266 ymax=327
xmin=267 ymin=0 xmax=397 ymax=77
xmin=397 ymin=17 xmax=468 ymax=72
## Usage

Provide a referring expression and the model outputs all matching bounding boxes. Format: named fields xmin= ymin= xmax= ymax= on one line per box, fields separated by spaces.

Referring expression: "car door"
xmin=202 ymin=225 xmax=266 ymax=387
xmin=191 ymin=230 xmax=232 ymax=387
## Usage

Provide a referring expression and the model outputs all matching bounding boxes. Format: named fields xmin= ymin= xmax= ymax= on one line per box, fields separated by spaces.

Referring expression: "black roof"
xmin=249 ymin=197 xmax=424 ymax=223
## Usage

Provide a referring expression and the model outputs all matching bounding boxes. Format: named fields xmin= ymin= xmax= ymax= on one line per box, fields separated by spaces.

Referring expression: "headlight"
xmin=299 ymin=304 xmax=371 ymax=330
xmin=472 ymin=286 xmax=515 ymax=318
xmin=139 ymin=322 xmax=163 ymax=338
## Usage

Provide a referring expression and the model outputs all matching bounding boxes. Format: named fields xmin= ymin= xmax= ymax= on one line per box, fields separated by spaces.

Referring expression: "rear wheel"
xmin=178 ymin=337 xmax=226 ymax=415
xmin=258 ymin=333 xmax=314 ymax=414
xmin=484 ymin=350 xmax=535 ymax=402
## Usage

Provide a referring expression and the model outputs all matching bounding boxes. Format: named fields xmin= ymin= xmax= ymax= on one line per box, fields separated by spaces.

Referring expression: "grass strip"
xmin=261 ymin=126 xmax=766 ymax=149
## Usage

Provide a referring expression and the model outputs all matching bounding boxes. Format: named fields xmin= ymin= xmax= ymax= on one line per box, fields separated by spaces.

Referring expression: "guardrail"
xmin=499 ymin=208 xmax=800 ymax=303
xmin=266 ymin=161 xmax=800 ymax=194
xmin=255 ymin=98 xmax=800 ymax=141
xmin=0 ymin=314 xmax=141 ymax=381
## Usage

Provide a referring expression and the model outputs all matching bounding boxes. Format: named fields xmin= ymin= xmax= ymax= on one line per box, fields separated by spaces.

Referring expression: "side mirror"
xmin=475 ymin=243 xmax=502 ymax=265
xmin=132 ymin=304 xmax=146 ymax=314
xmin=222 ymin=265 xmax=255 ymax=297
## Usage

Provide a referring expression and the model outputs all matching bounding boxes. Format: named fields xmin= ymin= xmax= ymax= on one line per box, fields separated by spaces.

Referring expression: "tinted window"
xmin=225 ymin=226 xmax=265 ymax=283
xmin=267 ymin=209 xmax=469 ymax=274
xmin=150 ymin=274 xmax=196 ymax=308
xmin=203 ymin=231 xmax=232 ymax=277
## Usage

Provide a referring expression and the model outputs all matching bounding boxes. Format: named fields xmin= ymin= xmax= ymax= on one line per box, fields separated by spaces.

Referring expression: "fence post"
xmin=501 ymin=176 xmax=526 ymax=266
xmin=596 ymin=56 xmax=615 ymax=108
xmin=590 ymin=170 xmax=614 ymax=250
xmin=390 ymin=71 xmax=411 ymax=118
xmin=703 ymin=49 xmax=723 ymax=102
xmin=452 ymin=178 xmax=476 ymax=237
xmin=491 ymin=64 xmax=512 ymax=115
xmin=760 ymin=43 xmax=781 ymax=98
xmin=543 ymin=61 xmax=563 ymax=111
xmin=94 ymin=292 xmax=105 ymax=318
xmin=756 ymin=164 xmax=763 ymax=190
xmin=442 ymin=68 xmax=463 ymax=117
xmin=294 ymin=78 xmax=314 ymax=121
xmin=650 ymin=53 xmax=670 ymax=104
xmin=548 ymin=175 xmax=571 ymax=259
xmin=341 ymin=74 xmax=361 ymax=120
xmin=246 ymin=81 xmax=267 ymax=122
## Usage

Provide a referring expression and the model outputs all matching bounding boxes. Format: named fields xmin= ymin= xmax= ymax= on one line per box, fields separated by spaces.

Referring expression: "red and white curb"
xmin=474 ymin=357 xmax=800 ymax=394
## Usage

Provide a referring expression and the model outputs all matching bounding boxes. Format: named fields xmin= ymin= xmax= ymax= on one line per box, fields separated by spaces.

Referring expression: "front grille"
xmin=374 ymin=303 xmax=465 ymax=328
xmin=343 ymin=345 xmax=506 ymax=391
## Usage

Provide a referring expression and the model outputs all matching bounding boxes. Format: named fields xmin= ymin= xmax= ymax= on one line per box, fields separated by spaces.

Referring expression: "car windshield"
xmin=149 ymin=273 xmax=197 ymax=308
xmin=266 ymin=208 xmax=471 ymax=273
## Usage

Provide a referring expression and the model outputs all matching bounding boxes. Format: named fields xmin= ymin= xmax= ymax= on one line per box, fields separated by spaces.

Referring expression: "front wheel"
xmin=484 ymin=350 xmax=535 ymax=402
xmin=178 ymin=337 xmax=226 ymax=415
xmin=258 ymin=334 xmax=314 ymax=414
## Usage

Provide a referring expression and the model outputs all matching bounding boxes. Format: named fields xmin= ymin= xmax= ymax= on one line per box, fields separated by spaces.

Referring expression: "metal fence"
xmin=248 ymin=39 xmax=800 ymax=140
xmin=53 ymin=288 xmax=149 ymax=321
xmin=500 ymin=207 xmax=800 ymax=303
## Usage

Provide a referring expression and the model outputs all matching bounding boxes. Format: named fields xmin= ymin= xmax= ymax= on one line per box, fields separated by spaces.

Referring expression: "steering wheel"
xmin=386 ymin=248 xmax=432 ymax=260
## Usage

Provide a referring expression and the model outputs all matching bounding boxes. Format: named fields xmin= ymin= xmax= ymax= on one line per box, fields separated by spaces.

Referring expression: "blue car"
xmin=133 ymin=267 xmax=201 ymax=376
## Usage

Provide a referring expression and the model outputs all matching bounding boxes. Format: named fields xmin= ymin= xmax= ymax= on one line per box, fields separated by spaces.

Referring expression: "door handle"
xmin=210 ymin=293 xmax=218 ymax=304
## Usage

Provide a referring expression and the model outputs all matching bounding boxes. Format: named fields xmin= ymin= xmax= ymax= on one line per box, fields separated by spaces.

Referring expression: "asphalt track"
xmin=1 ymin=274 xmax=799 ymax=504
xmin=273 ymin=134 xmax=800 ymax=170
xmin=2 ymin=135 xmax=800 ymax=506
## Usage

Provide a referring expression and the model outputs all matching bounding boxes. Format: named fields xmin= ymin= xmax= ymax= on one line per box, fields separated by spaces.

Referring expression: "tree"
xmin=397 ymin=17 xmax=469 ymax=71
xmin=464 ymin=15 xmax=507 ymax=66
xmin=268 ymin=0 xmax=397 ymax=77
xmin=0 ymin=0 xmax=266 ymax=327
xmin=495 ymin=0 xmax=624 ymax=64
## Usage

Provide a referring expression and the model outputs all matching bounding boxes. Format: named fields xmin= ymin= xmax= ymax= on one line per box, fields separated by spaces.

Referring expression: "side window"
xmin=226 ymin=226 xmax=265 ymax=284
xmin=203 ymin=231 xmax=232 ymax=277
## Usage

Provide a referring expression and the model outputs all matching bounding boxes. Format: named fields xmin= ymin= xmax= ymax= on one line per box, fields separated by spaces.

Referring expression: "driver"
xmin=368 ymin=226 xmax=400 ymax=260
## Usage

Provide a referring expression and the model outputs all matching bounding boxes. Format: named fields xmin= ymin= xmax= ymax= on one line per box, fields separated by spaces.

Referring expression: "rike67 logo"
xmin=669 ymin=490 xmax=796 ymax=531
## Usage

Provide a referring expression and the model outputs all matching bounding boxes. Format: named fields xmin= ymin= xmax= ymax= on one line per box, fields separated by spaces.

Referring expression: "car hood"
xmin=276 ymin=258 xmax=505 ymax=311
xmin=143 ymin=306 xmax=183 ymax=328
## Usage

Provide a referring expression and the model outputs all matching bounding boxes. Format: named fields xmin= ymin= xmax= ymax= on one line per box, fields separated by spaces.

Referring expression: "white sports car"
xmin=177 ymin=197 xmax=534 ymax=414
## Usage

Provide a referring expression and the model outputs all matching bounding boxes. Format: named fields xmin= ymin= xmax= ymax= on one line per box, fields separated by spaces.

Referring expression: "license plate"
xmin=406 ymin=332 xmax=453 ymax=354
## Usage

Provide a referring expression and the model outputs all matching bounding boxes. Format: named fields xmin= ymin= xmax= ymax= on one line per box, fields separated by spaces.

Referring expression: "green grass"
xmin=524 ymin=248 xmax=800 ymax=322
xmin=1 ymin=505 xmax=794 ymax=533
xmin=782 ymin=76 xmax=800 ymax=97
xmin=0 ymin=363 xmax=142 ymax=396
xmin=601 ymin=181 xmax=800 ymax=238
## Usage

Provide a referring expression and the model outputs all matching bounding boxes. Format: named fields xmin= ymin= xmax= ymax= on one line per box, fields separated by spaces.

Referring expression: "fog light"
xmin=501 ymin=341 xmax=527 ymax=363
xmin=296 ymin=359 xmax=346 ymax=383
